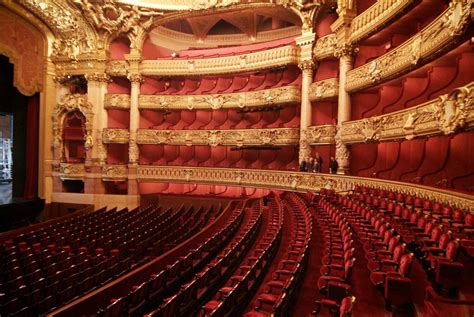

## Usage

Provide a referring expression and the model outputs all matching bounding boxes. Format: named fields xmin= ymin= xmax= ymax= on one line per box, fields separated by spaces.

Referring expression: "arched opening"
xmin=62 ymin=111 xmax=86 ymax=163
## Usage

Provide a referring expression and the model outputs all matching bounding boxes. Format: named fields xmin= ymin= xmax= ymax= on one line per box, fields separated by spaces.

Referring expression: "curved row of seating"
xmin=95 ymin=200 xmax=249 ymax=316
xmin=0 ymin=204 xmax=218 ymax=316
xmin=200 ymin=193 xmax=284 ymax=316
xmin=243 ymin=192 xmax=312 ymax=316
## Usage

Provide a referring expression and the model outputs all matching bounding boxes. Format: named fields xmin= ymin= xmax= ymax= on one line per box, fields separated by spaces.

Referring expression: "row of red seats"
xmin=1 ymin=204 xmax=217 ymax=316
xmin=312 ymin=197 xmax=356 ymax=316
xmin=244 ymin=192 xmax=312 ymax=316
xmin=94 ymin=201 xmax=249 ymax=316
xmin=146 ymin=200 xmax=264 ymax=316
xmin=200 ymin=194 xmax=284 ymax=316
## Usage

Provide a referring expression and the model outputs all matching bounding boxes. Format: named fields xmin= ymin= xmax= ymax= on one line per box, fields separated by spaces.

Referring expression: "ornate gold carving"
xmin=52 ymin=94 xmax=94 ymax=158
xmin=59 ymin=163 xmax=85 ymax=180
xmin=85 ymin=73 xmax=110 ymax=83
xmin=104 ymin=94 xmax=131 ymax=109
xmin=314 ymin=34 xmax=336 ymax=60
xmin=127 ymin=73 xmax=144 ymax=84
xmin=335 ymin=128 xmax=350 ymax=170
xmin=136 ymin=166 xmax=474 ymax=211
xmin=350 ymin=0 xmax=416 ymax=43
xmin=309 ymin=78 xmax=338 ymax=101
xmin=138 ymin=86 xmax=301 ymax=110
xmin=306 ymin=125 xmax=337 ymax=144
xmin=102 ymin=165 xmax=128 ymax=180
xmin=341 ymin=82 xmax=474 ymax=143
xmin=298 ymin=59 xmax=315 ymax=72
xmin=128 ymin=140 xmax=139 ymax=164
xmin=346 ymin=2 xmax=472 ymax=92
xmin=102 ymin=129 xmax=130 ymax=143
xmin=334 ymin=43 xmax=358 ymax=58
xmin=136 ymin=128 xmax=300 ymax=146
xmin=0 ymin=8 xmax=44 ymax=96
xmin=19 ymin=0 xmax=96 ymax=60
xmin=139 ymin=45 xmax=299 ymax=76
xmin=434 ymin=86 xmax=473 ymax=134
xmin=107 ymin=61 xmax=129 ymax=76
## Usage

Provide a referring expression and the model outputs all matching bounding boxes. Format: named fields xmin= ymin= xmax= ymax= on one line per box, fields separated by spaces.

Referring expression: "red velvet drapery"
xmin=23 ymin=93 xmax=39 ymax=199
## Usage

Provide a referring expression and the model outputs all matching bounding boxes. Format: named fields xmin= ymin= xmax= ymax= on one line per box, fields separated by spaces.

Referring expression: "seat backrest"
xmin=387 ymin=236 xmax=399 ymax=253
xmin=339 ymin=296 xmax=356 ymax=317
xmin=465 ymin=213 xmax=473 ymax=226
xmin=398 ymin=253 xmax=413 ymax=277
xmin=445 ymin=240 xmax=459 ymax=261
xmin=392 ymin=244 xmax=406 ymax=263
xmin=423 ymin=199 xmax=432 ymax=211
xmin=432 ymin=202 xmax=443 ymax=214
xmin=430 ymin=226 xmax=442 ymax=241
xmin=437 ymin=233 xmax=451 ymax=249
xmin=442 ymin=206 xmax=453 ymax=217
xmin=382 ymin=229 xmax=393 ymax=244
xmin=344 ymin=258 xmax=355 ymax=278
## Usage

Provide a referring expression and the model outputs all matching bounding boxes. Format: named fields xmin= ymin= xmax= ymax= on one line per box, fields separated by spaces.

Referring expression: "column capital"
xmin=298 ymin=59 xmax=316 ymax=72
xmin=334 ymin=43 xmax=358 ymax=59
xmin=85 ymin=73 xmax=110 ymax=83
xmin=127 ymin=73 xmax=144 ymax=84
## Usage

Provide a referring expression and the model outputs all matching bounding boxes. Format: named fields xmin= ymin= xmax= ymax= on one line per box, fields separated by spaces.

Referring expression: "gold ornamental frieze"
xmin=350 ymin=0 xmax=416 ymax=43
xmin=313 ymin=34 xmax=336 ymax=60
xmin=341 ymin=82 xmax=474 ymax=143
xmin=104 ymin=94 xmax=131 ymax=109
xmin=346 ymin=1 xmax=472 ymax=92
xmin=136 ymin=128 xmax=300 ymax=146
xmin=306 ymin=125 xmax=337 ymax=144
xmin=138 ymin=86 xmax=301 ymax=110
xmin=309 ymin=78 xmax=338 ymax=101
xmin=102 ymin=129 xmax=130 ymax=144
xmin=139 ymin=45 xmax=299 ymax=76
xmin=102 ymin=165 xmax=128 ymax=180
xmin=136 ymin=166 xmax=474 ymax=211
xmin=58 ymin=163 xmax=85 ymax=180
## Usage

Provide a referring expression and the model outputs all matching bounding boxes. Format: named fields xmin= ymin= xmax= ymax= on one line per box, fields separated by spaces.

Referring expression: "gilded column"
xmin=296 ymin=33 xmax=316 ymax=164
xmin=334 ymin=45 xmax=355 ymax=174
xmin=85 ymin=73 xmax=109 ymax=194
xmin=331 ymin=6 xmax=356 ymax=174
xmin=127 ymin=73 xmax=142 ymax=196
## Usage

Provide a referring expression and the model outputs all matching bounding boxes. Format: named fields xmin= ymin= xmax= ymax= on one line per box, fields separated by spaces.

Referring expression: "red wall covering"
xmin=350 ymin=131 xmax=474 ymax=192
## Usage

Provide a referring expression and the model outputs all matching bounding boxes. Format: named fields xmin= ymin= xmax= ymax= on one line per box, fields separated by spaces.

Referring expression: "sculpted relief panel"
xmin=136 ymin=128 xmax=300 ymax=146
xmin=341 ymin=83 xmax=474 ymax=143
xmin=138 ymin=86 xmax=301 ymax=110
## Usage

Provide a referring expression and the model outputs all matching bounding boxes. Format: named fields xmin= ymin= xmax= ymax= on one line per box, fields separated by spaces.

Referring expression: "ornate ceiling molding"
xmin=17 ymin=0 xmax=97 ymax=60
xmin=346 ymin=2 xmax=472 ymax=92
xmin=104 ymin=94 xmax=131 ymax=109
xmin=102 ymin=129 xmax=130 ymax=144
xmin=349 ymin=0 xmax=416 ymax=43
xmin=313 ymin=33 xmax=336 ymax=60
xmin=135 ymin=165 xmax=474 ymax=211
xmin=136 ymin=128 xmax=299 ymax=147
xmin=309 ymin=78 xmax=338 ymax=101
xmin=138 ymin=85 xmax=301 ymax=110
xmin=137 ymin=45 xmax=299 ymax=76
xmin=341 ymin=82 xmax=474 ymax=143
xmin=0 ymin=8 xmax=45 ymax=96
xmin=306 ymin=125 xmax=337 ymax=144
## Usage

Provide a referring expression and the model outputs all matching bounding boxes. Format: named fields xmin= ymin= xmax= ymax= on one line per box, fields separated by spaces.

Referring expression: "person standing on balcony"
xmin=315 ymin=152 xmax=323 ymax=172
xmin=329 ymin=156 xmax=338 ymax=174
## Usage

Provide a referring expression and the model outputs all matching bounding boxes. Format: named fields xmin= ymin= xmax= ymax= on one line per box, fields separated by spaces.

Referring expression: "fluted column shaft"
xmin=298 ymin=61 xmax=314 ymax=163
xmin=128 ymin=74 xmax=142 ymax=165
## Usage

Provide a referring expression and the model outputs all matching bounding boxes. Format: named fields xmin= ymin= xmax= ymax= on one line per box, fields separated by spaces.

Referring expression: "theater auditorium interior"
xmin=0 ymin=0 xmax=473 ymax=316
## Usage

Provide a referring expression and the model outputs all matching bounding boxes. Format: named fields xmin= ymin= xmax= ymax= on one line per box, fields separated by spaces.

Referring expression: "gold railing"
xmin=346 ymin=1 xmax=472 ymax=92
xmin=57 ymin=163 xmax=85 ymax=180
xmin=102 ymin=165 xmax=128 ymax=180
xmin=102 ymin=129 xmax=130 ymax=144
xmin=138 ymin=86 xmax=301 ymax=110
xmin=350 ymin=0 xmax=416 ymax=43
xmin=309 ymin=78 xmax=338 ymax=101
xmin=314 ymin=34 xmax=336 ymax=60
xmin=104 ymin=94 xmax=130 ymax=109
xmin=135 ymin=166 xmax=474 ymax=211
xmin=136 ymin=128 xmax=300 ymax=146
xmin=306 ymin=125 xmax=337 ymax=144
xmin=138 ymin=45 xmax=300 ymax=76
xmin=341 ymin=82 xmax=474 ymax=143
